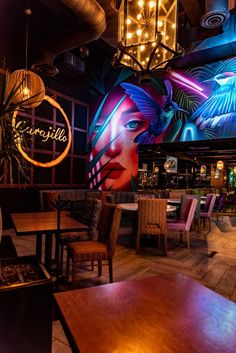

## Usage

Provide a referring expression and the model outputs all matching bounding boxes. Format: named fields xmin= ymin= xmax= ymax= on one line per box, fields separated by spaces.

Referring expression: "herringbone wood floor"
xmin=6 ymin=215 xmax=236 ymax=353
xmin=8 ymin=215 xmax=236 ymax=302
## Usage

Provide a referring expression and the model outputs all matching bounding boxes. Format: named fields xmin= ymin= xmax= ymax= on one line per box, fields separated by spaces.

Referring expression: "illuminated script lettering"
xmin=16 ymin=120 xmax=68 ymax=143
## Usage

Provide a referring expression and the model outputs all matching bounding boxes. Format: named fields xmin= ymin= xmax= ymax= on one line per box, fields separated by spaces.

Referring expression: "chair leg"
xmin=59 ymin=243 xmax=64 ymax=275
xmin=136 ymin=231 xmax=141 ymax=254
xmin=197 ymin=219 xmax=201 ymax=233
xmin=98 ymin=260 xmax=102 ymax=276
xmin=207 ymin=217 xmax=212 ymax=234
xmin=108 ymin=259 xmax=113 ymax=283
xmin=66 ymin=251 xmax=70 ymax=281
xmin=186 ymin=231 xmax=190 ymax=248
xmin=163 ymin=234 xmax=168 ymax=256
xmin=72 ymin=261 xmax=77 ymax=286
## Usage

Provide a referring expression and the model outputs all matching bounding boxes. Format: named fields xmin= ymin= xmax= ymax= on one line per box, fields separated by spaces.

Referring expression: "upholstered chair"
xmin=58 ymin=198 xmax=102 ymax=274
xmin=136 ymin=199 xmax=168 ymax=255
xmin=66 ymin=204 xmax=122 ymax=286
xmin=199 ymin=194 xmax=217 ymax=232
xmin=214 ymin=192 xmax=227 ymax=222
xmin=167 ymin=197 xmax=198 ymax=248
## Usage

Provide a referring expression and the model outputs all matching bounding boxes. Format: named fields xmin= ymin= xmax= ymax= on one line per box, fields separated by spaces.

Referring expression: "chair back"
xmin=179 ymin=197 xmax=198 ymax=231
xmin=215 ymin=192 xmax=227 ymax=211
xmin=107 ymin=206 xmax=122 ymax=258
xmin=182 ymin=194 xmax=201 ymax=218
xmin=169 ymin=190 xmax=185 ymax=199
xmin=138 ymin=199 xmax=167 ymax=235
xmin=0 ymin=208 xmax=2 ymax=245
xmin=42 ymin=191 xmax=58 ymax=211
xmin=204 ymin=194 xmax=217 ymax=217
xmin=81 ymin=198 xmax=102 ymax=240
xmin=134 ymin=193 xmax=156 ymax=202
xmin=98 ymin=203 xmax=117 ymax=242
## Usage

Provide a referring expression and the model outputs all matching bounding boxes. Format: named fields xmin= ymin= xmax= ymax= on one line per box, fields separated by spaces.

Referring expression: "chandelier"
xmin=113 ymin=0 xmax=183 ymax=78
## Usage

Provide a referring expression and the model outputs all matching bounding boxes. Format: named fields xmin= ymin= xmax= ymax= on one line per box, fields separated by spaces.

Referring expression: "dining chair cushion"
xmin=166 ymin=219 xmax=186 ymax=231
xmin=68 ymin=241 xmax=107 ymax=262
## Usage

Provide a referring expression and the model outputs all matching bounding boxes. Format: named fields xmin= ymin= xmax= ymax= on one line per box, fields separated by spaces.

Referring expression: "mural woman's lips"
xmin=103 ymin=162 xmax=125 ymax=179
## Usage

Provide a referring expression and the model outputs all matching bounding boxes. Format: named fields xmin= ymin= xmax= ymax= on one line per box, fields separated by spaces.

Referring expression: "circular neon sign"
xmin=12 ymin=95 xmax=72 ymax=168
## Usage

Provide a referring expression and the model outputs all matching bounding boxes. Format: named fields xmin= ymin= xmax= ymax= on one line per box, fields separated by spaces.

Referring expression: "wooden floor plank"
xmin=193 ymin=257 xmax=217 ymax=279
xmin=201 ymin=263 xmax=229 ymax=288
xmin=8 ymin=216 xmax=236 ymax=303
xmin=215 ymin=267 xmax=236 ymax=297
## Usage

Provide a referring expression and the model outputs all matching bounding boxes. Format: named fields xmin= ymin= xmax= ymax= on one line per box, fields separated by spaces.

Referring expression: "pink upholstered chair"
xmin=167 ymin=197 xmax=198 ymax=248
xmin=199 ymin=194 xmax=217 ymax=232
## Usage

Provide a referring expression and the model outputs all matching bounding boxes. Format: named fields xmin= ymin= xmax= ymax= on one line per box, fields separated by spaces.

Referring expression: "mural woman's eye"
xmin=125 ymin=120 xmax=144 ymax=131
xmin=94 ymin=124 xmax=102 ymax=132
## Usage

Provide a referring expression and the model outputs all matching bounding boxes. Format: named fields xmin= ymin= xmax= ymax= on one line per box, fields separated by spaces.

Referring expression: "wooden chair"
xmin=58 ymin=198 xmax=102 ymax=274
xmin=167 ymin=197 xmax=198 ymax=248
xmin=136 ymin=199 xmax=168 ymax=255
xmin=66 ymin=204 xmax=122 ymax=285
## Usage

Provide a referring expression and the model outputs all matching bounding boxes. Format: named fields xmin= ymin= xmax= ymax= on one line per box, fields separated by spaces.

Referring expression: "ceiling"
xmin=0 ymin=0 xmax=235 ymax=79
xmin=1 ymin=1 xmax=236 ymax=166
xmin=138 ymin=138 xmax=236 ymax=167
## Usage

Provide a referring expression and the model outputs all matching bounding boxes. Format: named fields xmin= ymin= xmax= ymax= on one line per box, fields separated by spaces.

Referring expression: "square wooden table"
xmin=11 ymin=211 xmax=88 ymax=271
xmin=54 ymin=273 xmax=236 ymax=353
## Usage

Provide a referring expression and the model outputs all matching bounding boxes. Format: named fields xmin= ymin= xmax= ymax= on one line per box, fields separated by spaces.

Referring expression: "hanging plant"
xmin=0 ymin=70 xmax=42 ymax=184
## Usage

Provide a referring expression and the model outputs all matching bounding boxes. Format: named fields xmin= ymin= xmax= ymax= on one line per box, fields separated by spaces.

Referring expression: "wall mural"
xmin=88 ymin=56 xmax=236 ymax=191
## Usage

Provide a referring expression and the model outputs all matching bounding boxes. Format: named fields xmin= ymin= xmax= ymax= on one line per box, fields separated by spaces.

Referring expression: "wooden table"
xmin=54 ymin=273 xmax=236 ymax=353
xmin=11 ymin=211 xmax=88 ymax=271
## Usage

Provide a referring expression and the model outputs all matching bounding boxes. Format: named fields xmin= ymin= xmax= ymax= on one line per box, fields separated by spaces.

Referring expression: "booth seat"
xmin=39 ymin=189 xmax=89 ymax=211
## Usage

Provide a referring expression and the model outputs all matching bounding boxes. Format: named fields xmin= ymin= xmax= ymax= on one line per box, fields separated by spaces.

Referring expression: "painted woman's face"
xmin=90 ymin=95 xmax=149 ymax=190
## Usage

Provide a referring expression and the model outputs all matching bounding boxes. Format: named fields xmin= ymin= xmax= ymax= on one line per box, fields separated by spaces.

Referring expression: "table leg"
xmin=131 ymin=212 xmax=138 ymax=247
xmin=45 ymin=232 xmax=52 ymax=272
xmin=36 ymin=234 xmax=42 ymax=261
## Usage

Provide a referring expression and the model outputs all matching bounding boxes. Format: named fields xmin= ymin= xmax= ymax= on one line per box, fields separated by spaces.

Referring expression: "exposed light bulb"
xmin=140 ymin=45 xmax=145 ymax=51
xmin=22 ymin=86 xmax=30 ymax=98
xmin=149 ymin=1 xmax=155 ymax=8
xmin=127 ymin=32 xmax=133 ymax=39
xmin=137 ymin=13 xmax=142 ymax=20
xmin=158 ymin=20 xmax=163 ymax=27
xmin=145 ymin=33 xmax=149 ymax=39
xmin=136 ymin=29 xmax=142 ymax=36
xmin=127 ymin=18 xmax=132 ymax=25
xmin=138 ymin=0 xmax=144 ymax=7
xmin=172 ymin=23 xmax=176 ymax=29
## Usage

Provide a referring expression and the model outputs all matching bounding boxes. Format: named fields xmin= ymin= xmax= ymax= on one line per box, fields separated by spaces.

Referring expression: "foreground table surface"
xmin=54 ymin=273 xmax=236 ymax=353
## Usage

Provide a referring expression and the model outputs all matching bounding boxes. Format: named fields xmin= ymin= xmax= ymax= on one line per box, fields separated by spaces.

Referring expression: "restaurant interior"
xmin=1 ymin=0 xmax=236 ymax=352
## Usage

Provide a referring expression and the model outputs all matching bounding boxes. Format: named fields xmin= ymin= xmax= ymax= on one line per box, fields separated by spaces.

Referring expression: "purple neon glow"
xmin=171 ymin=72 xmax=209 ymax=99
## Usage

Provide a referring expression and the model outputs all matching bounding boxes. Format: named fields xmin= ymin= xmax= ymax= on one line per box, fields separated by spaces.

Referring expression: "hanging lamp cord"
xmin=24 ymin=8 xmax=32 ymax=71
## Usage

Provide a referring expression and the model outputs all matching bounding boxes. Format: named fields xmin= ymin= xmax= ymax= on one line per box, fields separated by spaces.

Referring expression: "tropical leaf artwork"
xmin=173 ymin=88 xmax=201 ymax=122
xmin=113 ymin=68 xmax=134 ymax=87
